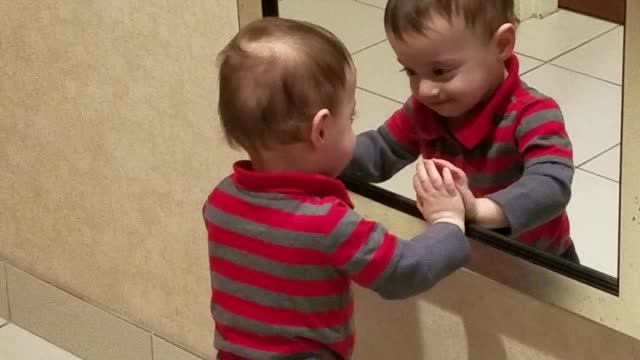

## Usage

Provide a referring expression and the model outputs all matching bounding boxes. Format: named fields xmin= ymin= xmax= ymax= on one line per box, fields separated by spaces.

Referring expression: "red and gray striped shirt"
xmin=344 ymin=55 xmax=574 ymax=255
xmin=204 ymin=161 xmax=469 ymax=359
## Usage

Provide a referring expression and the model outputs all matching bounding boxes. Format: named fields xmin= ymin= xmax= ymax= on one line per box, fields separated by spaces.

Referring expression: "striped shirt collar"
xmin=231 ymin=160 xmax=354 ymax=208
xmin=416 ymin=54 xmax=521 ymax=149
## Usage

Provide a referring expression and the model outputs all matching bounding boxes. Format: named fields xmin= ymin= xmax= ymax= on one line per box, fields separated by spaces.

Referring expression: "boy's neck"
xmin=248 ymin=144 xmax=325 ymax=175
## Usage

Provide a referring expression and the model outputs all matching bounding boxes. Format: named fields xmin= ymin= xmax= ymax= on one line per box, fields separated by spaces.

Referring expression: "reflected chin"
xmin=429 ymin=104 xmax=466 ymax=118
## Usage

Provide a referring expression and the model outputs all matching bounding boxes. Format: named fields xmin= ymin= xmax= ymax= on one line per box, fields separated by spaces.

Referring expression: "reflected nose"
xmin=418 ymin=78 xmax=440 ymax=100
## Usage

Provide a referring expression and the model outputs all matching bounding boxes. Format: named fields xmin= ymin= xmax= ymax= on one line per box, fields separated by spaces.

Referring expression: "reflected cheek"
xmin=454 ymin=74 xmax=487 ymax=99
xmin=334 ymin=133 xmax=356 ymax=176
xmin=409 ymin=78 xmax=420 ymax=95
xmin=445 ymin=78 xmax=474 ymax=100
xmin=346 ymin=132 xmax=356 ymax=158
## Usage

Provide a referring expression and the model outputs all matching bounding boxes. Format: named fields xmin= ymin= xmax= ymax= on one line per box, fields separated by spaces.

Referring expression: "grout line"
xmin=351 ymin=39 xmax=387 ymax=56
xmin=356 ymin=86 xmax=405 ymax=105
xmin=516 ymin=52 xmax=547 ymax=63
xmin=576 ymin=168 xmax=619 ymax=184
xmin=3 ymin=262 xmax=11 ymax=322
xmin=3 ymin=261 xmax=155 ymax=337
xmin=3 ymin=261 xmax=210 ymax=359
xmin=353 ymin=0 xmax=385 ymax=10
xmin=576 ymin=143 xmax=620 ymax=168
xmin=151 ymin=333 xmax=208 ymax=360
xmin=545 ymin=25 xmax=620 ymax=63
xmin=546 ymin=63 xmax=622 ymax=87
xmin=150 ymin=333 xmax=156 ymax=360
xmin=519 ymin=61 xmax=547 ymax=76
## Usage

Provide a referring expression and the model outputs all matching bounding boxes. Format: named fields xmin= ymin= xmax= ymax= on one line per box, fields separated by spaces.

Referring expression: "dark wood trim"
xmin=262 ymin=0 xmax=279 ymax=17
xmin=559 ymin=0 xmax=626 ymax=24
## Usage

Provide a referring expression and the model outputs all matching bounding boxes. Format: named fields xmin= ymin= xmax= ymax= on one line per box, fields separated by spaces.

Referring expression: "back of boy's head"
xmin=217 ymin=17 xmax=353 ymax=152
xmin=384 ymin=0 xmax=518 ymax=41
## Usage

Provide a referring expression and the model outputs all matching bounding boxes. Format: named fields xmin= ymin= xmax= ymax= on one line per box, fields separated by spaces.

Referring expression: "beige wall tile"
xmin=0 ymin=324 xmax=83 ymax=360
xmin=352 ymin=268 xmax=640 ymax=360
xmin=0 ymin=262 xmax=8 ymax=322
xmin=153 ymin=336 xmax=205 ymax=360
xmin=0 ymin=0 xmax=236 ymax=354
xmin=6 ymin=265 xmax=152 ymax=360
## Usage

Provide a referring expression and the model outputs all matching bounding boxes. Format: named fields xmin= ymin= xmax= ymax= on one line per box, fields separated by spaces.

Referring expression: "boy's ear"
xmin=494 ymin=23 xmax=516 ymax=62
xmin=310 ymin=108 xmax=331 ymax=148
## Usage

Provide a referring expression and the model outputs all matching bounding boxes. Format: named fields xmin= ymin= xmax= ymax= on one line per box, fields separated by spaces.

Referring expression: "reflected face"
xmin=388 ymin=15 xmax=507 ymax=118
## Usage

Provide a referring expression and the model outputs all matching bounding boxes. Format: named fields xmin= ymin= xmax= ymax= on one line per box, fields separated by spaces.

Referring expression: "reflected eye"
xmin=433 ymin=67 xmax=450 ymax=77
xmin=400 ymin=67 xmax=416 ymax=76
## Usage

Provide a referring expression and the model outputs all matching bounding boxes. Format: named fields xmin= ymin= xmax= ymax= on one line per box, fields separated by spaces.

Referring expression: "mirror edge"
xmin=257 ymin=0 xmax=640 ymax=341
xmin=467 ymin=0 xmax=640 ymax=337
xmin=616 ymin=0 xmax=640 ymax=340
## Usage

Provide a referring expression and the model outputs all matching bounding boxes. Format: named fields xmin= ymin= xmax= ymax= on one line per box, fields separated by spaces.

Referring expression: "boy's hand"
xmin=413 ymin=159 xmax=465 ymax=231
xmin=432 ymin=159 xmax=478 ymax=221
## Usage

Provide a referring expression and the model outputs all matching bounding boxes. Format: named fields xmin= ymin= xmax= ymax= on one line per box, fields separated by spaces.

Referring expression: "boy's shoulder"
xmin=206 ymin=175 xmax=353 ymax=218
xmin=508 ymin=80 xmax=562 ymax=113
xmin=204 ymin=175 xmax=368 ymax=250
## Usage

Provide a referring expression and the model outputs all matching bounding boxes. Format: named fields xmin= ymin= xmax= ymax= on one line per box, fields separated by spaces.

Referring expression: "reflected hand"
xmin=431 ymin=158 xmax=478 ymax=221
xmin=413 ymin=159 xmax=465 ymax=231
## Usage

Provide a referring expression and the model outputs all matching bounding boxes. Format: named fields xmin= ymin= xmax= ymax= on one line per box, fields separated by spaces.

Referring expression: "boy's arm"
xmin=341 ymin=99 xmax=421 ymax=183
xmin=484 ymin=99 xmax=574 ymax=235
xmin=328 ymin=207 xmax=469 ymax=300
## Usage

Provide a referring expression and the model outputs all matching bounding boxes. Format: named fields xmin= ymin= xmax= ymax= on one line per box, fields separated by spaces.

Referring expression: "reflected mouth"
xmin=427 ymin=100 xmax=449 ymax=107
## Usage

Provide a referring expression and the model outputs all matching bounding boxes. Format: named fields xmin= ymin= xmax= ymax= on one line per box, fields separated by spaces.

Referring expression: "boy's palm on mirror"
xmin=413 ymin=160 xmax=465 ymax=229
xmin=431 ymin=158 xmax=478 ymax=221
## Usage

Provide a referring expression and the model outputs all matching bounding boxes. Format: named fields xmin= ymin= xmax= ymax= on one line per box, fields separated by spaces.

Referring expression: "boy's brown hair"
xmin=217 ymin=17 xmax=353 ymax=151
xmin=384 ymin=0 xmax=518 ymax=41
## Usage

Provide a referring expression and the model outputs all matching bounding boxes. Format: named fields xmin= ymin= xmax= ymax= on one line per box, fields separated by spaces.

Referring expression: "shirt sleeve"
xmin=486 ymin=98 xmax=574 ymax=235
xmin=328 ymin=206 xmax=470 ymax=300
xmin=340 ymin=98 xmax=421 ymax=183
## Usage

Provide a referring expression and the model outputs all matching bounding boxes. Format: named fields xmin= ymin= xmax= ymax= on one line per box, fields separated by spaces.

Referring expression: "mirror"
xmin=276 ymin=0 xmax=625 ymax=286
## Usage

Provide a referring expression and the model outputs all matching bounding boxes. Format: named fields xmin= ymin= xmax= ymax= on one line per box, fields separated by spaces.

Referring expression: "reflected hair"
xmin=217 ymin=17 xmax=353 ymax=151
xmin=384 ymin=0 xmax=519 ymax=41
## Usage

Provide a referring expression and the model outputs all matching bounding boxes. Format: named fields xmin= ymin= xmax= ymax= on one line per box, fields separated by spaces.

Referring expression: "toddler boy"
xmin=204 ymin=17 xmax=470 ymax=360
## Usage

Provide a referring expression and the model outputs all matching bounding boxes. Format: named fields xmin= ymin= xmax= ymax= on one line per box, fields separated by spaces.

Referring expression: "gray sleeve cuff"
xmin=371 ymin=223 xmax=470 ymax=300
xmin=341 ymin=126 xmax=418 ymax=183
xmin=486 ymin=162 xmax=573 ymax=236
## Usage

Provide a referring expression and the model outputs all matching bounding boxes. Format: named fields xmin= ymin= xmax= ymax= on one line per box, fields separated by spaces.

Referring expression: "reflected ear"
xmin=310 ymin=108 xmax=331 ymax=148
xmin=494 ymin=23 xmax=516 ymax=62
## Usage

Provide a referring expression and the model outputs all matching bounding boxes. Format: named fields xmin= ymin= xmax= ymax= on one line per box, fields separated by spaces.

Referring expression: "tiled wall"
xmin=0 ymin=260 xmax=205 ymax=360
xmin=2 ymin=1 xmax=640 ymax=360
xmin=0 ymin=0 xmax=240 ymax=356
xmin=0 ymin=262 xmax=9 ymax=321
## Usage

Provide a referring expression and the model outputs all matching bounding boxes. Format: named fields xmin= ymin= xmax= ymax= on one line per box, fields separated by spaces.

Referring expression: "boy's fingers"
xmin=442 ymin=168 xmax=457 ymax=196
xmin=425 ymin=159 xmax=444 ymax=190
xmin=416 ymin=160 xmax=428 ymax=181
xmin=432 ymin=158 xmax=468 ymax=185
xmin=432 ymin=158 xmax=456 ymax=169
xmin=416 ymin=161 xmax=435 ymax=193
xmin=413 ymin=174 xmax=429 ymax=199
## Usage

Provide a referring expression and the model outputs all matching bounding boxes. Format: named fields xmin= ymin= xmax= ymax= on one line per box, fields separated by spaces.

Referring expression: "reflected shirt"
xmin=344 ymin=55 xmax=574 ymax=255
